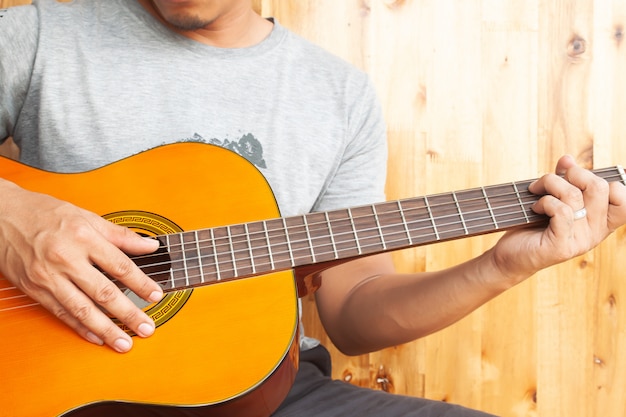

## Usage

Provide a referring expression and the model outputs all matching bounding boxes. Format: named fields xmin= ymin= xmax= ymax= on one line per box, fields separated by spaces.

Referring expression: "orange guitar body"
xmin=0 ymin=143 xmax=299 ymax=417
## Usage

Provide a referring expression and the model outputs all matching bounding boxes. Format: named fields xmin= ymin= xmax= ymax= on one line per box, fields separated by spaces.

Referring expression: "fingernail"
xmin=113 ymin=338 xmax=132 ymax=353
xmin=86 ymin=331 xmax=104 ymax=345
xmin=137 ymin=322 xmax=155 ymax=338
xmin=143 ymin=236 xmax=160 ymax=247
xmin=148 ymin=290 xmax=163 ymax=303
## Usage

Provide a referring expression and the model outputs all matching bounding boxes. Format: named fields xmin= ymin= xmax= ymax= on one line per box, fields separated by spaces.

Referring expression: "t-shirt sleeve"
xmin=0 ymin=5 xmax=39 ymax=143
xmin=312 ymin=75 xmax=388 ymax=212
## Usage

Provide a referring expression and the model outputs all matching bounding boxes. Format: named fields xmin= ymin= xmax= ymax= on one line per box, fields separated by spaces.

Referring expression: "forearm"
xmin=319 ymin=249 xmax=525 ymax=356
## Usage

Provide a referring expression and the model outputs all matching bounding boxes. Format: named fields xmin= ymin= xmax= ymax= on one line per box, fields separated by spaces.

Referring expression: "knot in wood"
xmin=615 ymin=25 xmax=624 ymax=45
xmin=342 ymin=370 xmax=353 ymax=383
xmin=567 ymin=35 xmax=586 ymax=57
xmin=375 ymin=365 xmax=394 ymax=392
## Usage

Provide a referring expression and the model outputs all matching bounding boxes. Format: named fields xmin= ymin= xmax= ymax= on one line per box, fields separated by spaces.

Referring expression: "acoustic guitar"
xmin=1 ymin=143 xmax=624 ymax=417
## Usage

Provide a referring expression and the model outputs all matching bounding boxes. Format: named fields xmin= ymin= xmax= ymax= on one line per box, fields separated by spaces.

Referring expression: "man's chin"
xmin=163 ymin=14 xmax=212 ymax=31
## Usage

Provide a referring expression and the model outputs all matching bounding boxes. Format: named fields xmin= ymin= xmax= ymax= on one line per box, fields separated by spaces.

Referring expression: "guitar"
xmin=1 ymin=142 xmax=625 ymax=417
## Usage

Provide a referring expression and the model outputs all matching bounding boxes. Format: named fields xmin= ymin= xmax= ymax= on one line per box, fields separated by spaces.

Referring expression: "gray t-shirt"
xmin=1 ymin=0 xmax=387 ymax=217
xmin=0 ymin=0 xmax=388 ymax=349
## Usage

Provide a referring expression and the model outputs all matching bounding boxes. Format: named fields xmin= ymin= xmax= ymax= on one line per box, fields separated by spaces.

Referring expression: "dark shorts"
xmin=272 ymin=344 xmax=498 ymax=417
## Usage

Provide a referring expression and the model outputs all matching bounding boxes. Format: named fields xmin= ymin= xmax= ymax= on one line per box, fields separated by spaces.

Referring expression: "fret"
xmin=370 ymin=201 xmax=412 ymax=251
xmin=209 ymin=228 xmax=222 ymax=281
xmin=350 ymin=206 xmax=385 ymax=255
xmin=302 ymin=215 xmax=317 ymax=263
xmin=397 ymin=200 xmax=413 ymax=245
xmin=228 ymin=224 xmax=254 ymax=277
xmin=194 ymin=230 xmax=206 ymax=283
xmin=303 ymin=212 xmax=336 ymax=263
xmin=195 ymin=229 xmax=219 ymax=283
xmin=398 ymin=197 xmax=437 ymax=245
xmin=243 ymin=221 xmax=274 ymax=275
xmin=244 ymin=224 xmax=256 ymax=274
xmin=324 ymin=212 xmax=339 ymax=260
xmin=347 ymin=208 xmax=363 ymax=255
xmin=263 ymin=221 xmax=276 ymax=270
xmin=326 ymin=209 xmax=361 ymax=258
xmin=481 ymin=187 xmax=498 ymax=229
xmin=264 ymin=218 xmax=293 ymax=270
xmin=371 ymin=205 xmax=387 ymax=250
xmin=619 ymin=166 xmax=626 ymax=185
xmin=181 ymin=231 xmax=205 ymax=287
xmin=427 ymin=192 xmax=471 ymax=240
xmin=226 ymin=226 xmax=237 ymax=277
xmin=423 ymin=196 xmax=440 ymax=241
xmin=212 ymin=226 xmax=239 ymax=279
xmin=452 ymin=191 xmax=469 ymax=235
xmin=182 ymin=233 xmax=190 ymax=286
xmin=512 ymin=181 xmax=530 ymax=223
xmin=486 ymin=181 xmax=538 ymax=228
xmin=165 ymin=234 xmax=179 ymax=288
xmin=455 ymin=188 xmax=495 ymax=234
xmin=281 ymin=217 xmax=296 ymax=267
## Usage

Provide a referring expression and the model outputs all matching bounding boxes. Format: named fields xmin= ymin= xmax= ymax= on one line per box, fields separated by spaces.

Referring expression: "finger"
xmin=529 ymin=173 xmax=585 ymax=215
xmin=554 ymin=154 xmax=577 ymax=175
xmin=57 ymin=285 xmax=136 ymax=353
xmin=69 ymin=262 xmax=157 ymax=342
xmin=563 ymin=165 xmax=611 ymax=225
xmin=30 ymin=286 xmax=105 ymax=346
xmin=607 ymin=181 xmax=626 ymax=231
xmin=531 ymin=194 xmax=575 ymax=233
xmin=102 ymin=221 xmax=161 ymax=255
xmin=89 ymin=221 xmax=163 ymax=304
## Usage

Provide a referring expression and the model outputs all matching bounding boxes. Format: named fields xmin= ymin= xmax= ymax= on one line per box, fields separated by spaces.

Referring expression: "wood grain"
xmin=3 ymin=1 xmax=626 ymax=416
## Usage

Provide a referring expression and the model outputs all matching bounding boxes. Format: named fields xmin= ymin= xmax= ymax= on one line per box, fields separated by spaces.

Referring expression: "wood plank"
xmin=4 ymin=1 xmax=626 ymax=415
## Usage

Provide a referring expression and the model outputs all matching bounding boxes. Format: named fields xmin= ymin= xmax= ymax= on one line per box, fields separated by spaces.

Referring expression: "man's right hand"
xmin=0 ymin=180 xmax=163 ymax=352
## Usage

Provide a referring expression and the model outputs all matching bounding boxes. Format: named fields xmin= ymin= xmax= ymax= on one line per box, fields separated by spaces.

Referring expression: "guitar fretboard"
xmin=133 ymin=166 xmax=626 ymax=292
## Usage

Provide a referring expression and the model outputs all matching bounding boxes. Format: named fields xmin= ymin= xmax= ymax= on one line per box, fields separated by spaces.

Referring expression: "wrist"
xmin=482 ymin=246 xmax=534 ymax=290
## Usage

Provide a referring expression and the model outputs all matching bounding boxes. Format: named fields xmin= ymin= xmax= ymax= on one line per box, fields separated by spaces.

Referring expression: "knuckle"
xmin=564 ymin=187 xmax=583 ymax=203
xmin=108 ymin=258 xmax=135 ymax=279
xmin=93 ymin=282 xmax=120 ymax=305
xmin=98 ymin=322 xmax=120 ymax=341
xmin=52 ymin=305 xmax=70 ymax=321
xmin=70 ymin=302 xmax=92 ymax=323
xmin=19 ymin=267 xmax=49 ymax=294
xmin=72 ymin=222 xmax=95 ymax=243
xmin=589 ymin=176 xmax=610 ymax=195
xmin=118 ymin=308 xmax=141 ymax=326
xmin=134 ymin=277 xmax=155 ymax=295
xmin=556 ymin=203 xmax=572 ymax=218
xmin=45 ymin=240 xmax=75 ymax=266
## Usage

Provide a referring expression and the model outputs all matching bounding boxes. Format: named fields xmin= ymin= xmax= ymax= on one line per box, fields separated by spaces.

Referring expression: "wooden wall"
xmin=3 ymin=1 xmax=626 ymax=416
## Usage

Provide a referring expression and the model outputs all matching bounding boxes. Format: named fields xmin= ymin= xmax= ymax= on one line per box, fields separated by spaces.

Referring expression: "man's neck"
xmin=137 ymin=0 xmax=273 ymax=48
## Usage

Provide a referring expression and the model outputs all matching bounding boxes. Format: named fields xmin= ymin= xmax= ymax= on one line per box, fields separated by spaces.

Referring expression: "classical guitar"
xmin=1 ymin=143 xmax=625 ymax=417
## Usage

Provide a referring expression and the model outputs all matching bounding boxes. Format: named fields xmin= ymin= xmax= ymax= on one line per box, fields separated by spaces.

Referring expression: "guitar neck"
xmin=128 ymin=166 xmax=626 ymax=293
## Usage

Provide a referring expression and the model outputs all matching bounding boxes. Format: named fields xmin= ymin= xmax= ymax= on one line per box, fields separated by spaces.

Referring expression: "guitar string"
xmin=0 ymin=171 xmax=621 ymax=294
xmin=117 ymin=180 xmax=541 ymax=265
xmin=0 ymin=171 xmax=622 ymax=296
xmin=1 ymin=170 xmax=624 ymax=308
xmin=0 ymin=194 xmax=541 ymax=307
xmin=125 ymin=170 xmax=624 ymax=270
xmin=0 ymin=194 xmax=562 ymax=306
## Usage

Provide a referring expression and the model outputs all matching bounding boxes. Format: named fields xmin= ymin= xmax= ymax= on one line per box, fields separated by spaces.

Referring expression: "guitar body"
xmin=0 ymin=143 xmax=299 ymax=417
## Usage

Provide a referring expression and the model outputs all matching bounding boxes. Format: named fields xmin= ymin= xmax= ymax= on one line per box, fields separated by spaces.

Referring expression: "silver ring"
xmin=573 ymin=207 xmax=587 ymax=220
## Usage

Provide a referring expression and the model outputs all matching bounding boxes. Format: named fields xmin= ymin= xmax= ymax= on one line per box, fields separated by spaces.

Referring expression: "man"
xmin=1 ymin=1 xmax=625 ymax=416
